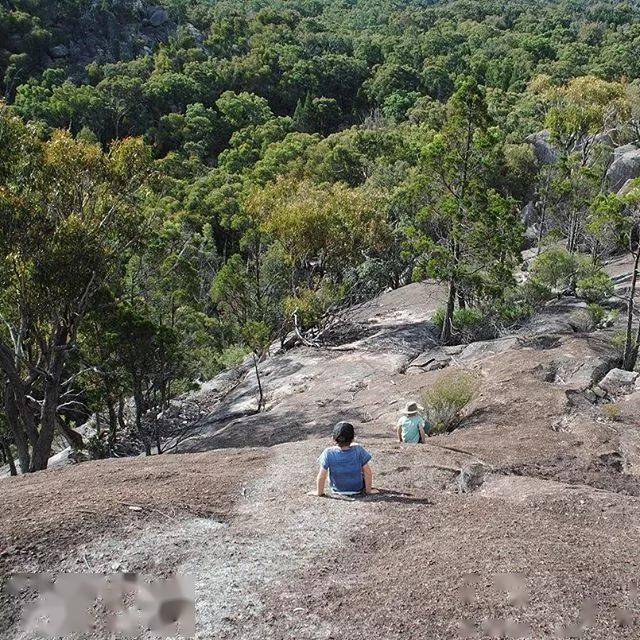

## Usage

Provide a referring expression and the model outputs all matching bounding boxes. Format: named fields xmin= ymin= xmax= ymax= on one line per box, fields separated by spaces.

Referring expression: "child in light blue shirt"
xmin=396 ymin=402 xmax=428 ymax=443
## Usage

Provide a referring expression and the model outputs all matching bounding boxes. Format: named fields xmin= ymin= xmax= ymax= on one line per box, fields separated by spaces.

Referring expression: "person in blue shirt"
xmin=315 ymin=422 xmax=376 ymax=496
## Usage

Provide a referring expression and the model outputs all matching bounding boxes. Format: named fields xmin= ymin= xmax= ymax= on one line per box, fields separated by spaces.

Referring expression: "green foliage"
xmin=521 ymin=279 xmax=555 ymax=306
xmin=530 ymin=248 xmax=585 ymax=292
xmin=241 ymin=320 xmax=272 ymax=356
xmin=587 ymin=303 xmax=606 ymax=327
xmin=494 ymin=298 xmax=534 ymax=326
xmin=576 ymin=271 xmax=614 ymax=303
xmin=5 ymin=0 xmax=640 ymax=464
xmin=610 ymin=331 xmax=632 ymax=359
xmin=413 ymin=79 xmax=522 ymax=341
xmin=216 ymin=91 xmax=273 ymax=131
xmin=0 ymin=109 xmax=154 ymax=469
xmin=421 ymin=370 xmax=480 ymax=434
xmin=284 ymin=288 xmax=333 ymax=332
xmin=587 ymin=192 xmax=633 ymax=253
xmin=530 ymin=248 xmax=612 ymax=302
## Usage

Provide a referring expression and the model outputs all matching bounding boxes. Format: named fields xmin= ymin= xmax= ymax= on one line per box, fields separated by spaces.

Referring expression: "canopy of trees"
xmin=2 ymin=0 xmax=640 ymax=470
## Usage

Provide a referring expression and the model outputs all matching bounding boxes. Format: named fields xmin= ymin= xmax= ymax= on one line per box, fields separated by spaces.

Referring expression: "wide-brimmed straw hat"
xmin=401 ymin=401 xmax=423 ymax=416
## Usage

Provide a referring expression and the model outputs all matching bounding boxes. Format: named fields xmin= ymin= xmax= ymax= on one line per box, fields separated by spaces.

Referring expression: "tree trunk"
xmin=117 ymin=396 xmax=127 ymax=433
xmin=155 ymin=425 xmax=163 ymax=455
xmin=441 ymin=278 xmax=456 ymax=344
xmin=4 ymin=382 xmax=30 ymax=474
xmin=1 ymin=439 xmax=17 ymax=476
xmin=623 ymin=249 xmax=640 ymax=371
xmin=631 ymin=314 xmax=640 ymax=371
xmin=253 ymin=353 xmax=264 ymax=412
xmin=106 ymin=397 xmax=118 ymax=454
xmin=138 ymin=412 xmax=151 ymax=456
xmin=536 ymin=204 xmax=547 ymax=256
xmin=30 ymin=364 xmax=64 ymax=471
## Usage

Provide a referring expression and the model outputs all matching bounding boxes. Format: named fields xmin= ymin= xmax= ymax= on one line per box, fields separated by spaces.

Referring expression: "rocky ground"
xmin=1 ymin=261 xmax=640 ymax=639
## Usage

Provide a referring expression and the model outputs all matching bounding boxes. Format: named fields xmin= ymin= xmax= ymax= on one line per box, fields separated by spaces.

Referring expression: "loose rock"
xmin=599 ymin=368 xmax=639 ymax=396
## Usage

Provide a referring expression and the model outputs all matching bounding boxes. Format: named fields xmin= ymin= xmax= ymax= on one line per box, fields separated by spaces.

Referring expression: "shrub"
xmin=576 ymin=271 xmax=614 ymax=303
xmin=422 ymin=369 xmax=480 ymax=434
xmin=601 ymin=403 xmax=621 ymax=422
xmin=454 ymin=307 xmax=497 ymax=342
xmin=283 ymin=285 xmax=338 ymax=331
xmin=521 ymin=278 xmax=554 ymax=306
xmin=431 ymin=307 xmax=497 ymax=343
xmin=610 ymin=330 xmax=631 ymax=360
xmin=587 ymin=303 xmax=606 ymax=327
xmin=530 ymin=247 xmax=581 ymax=292
xmin=569 ymin=309 xmax=596 ymax=333
xmin=431 ymin=306 xmax=446 ymax=331
xmin=219 ymin=345 xmax=249 ymax=369
xmin=494 ymin=295 xmax=534 ymax=326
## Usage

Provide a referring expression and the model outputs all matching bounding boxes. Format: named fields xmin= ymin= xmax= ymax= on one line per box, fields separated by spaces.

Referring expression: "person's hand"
xmin=365 ymin=488 xmax=380 ymax=495
xmin=307 ymin=491 xmax=326 ymax=497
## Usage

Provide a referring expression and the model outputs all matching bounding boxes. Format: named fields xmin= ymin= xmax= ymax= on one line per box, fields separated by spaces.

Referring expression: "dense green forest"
xmin=2 ymin=0 xmax=640 ymax=471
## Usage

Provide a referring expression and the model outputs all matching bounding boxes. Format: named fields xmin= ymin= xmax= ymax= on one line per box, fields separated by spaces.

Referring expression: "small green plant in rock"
xmin=431 ymin=307 xmax=446 ymax=331
xmin=587 ymin=303 xmax=606 ymax=327
xmin=494 ymin=289 xmax=534 ymax=326
xmin=610 ymin=330 xmax=632 ymax=361
xmin=601 ymin=403 xmax=621 ymax=422
xmin=453 ymin=308 xmax=496 ymax=343
xmin=422 ymin=369 xmax=480 ymax=434
xmin=284 ymin=283 xmax=341 ymax=332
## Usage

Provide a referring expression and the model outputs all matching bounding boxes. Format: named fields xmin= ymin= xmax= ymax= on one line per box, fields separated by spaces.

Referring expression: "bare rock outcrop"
xmin=606 ymin=145 xmax=640 ymax=192
xmin=525 ymin=130 xmax=558 ymax=164
xmin=597 ymin=368 xmax=640 ymax=396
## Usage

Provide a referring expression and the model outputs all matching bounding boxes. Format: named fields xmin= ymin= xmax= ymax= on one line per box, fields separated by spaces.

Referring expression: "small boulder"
xmin=518 ymin=334 xmax=562 ymax=350
xmin=592 ymin=385 xmax=607 ymax=399
xmin=525 ymin=130 xmax=558 ymax=165
xmin=606 ymin=146 xmax=640 ymax=192
xmin=599 ymin=368 xmax=639 ymax=396
xmin=613 ymin=143 xmax=638 ymax=159
xmin=406 ymin=348 xmax=451 ymax=374
xmin=521 ymin=201 xmax=537 ymax=226
xmin=442 ymin=344 xmax=465 ymax=356
xmin=458 ymin=337 xmax=518 ymax=363
xmin=148 ymin=7 xmax=169 ymax=27
xmin=617 ymin=178 xmax=637 ymax=196
xmin=583 ymin=389 xmax=598 ymax=404
xmin=458 ymin=462 xmax=490 ymax=493
xmin=50 ymin=44 xmax=69 ymax=58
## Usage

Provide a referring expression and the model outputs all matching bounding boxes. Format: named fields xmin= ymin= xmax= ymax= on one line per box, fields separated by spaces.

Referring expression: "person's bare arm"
xmin=363 ymin=464 xmax=373 ymax=493
xmin=419 ymin=424 xmax=426 ymax=443
xmin=316 ymin=468 xmax=328 ymax=496
xmin=396 ymin=424 xmax=403 ymax=442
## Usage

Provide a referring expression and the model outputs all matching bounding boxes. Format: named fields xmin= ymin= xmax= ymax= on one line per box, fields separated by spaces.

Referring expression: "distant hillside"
xmin=1 ymin=0 xmax=179 ymax=87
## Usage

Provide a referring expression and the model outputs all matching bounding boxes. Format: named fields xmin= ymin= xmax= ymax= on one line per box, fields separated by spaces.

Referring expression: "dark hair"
xmin=332 ymin=421 xmax=355 ymax=446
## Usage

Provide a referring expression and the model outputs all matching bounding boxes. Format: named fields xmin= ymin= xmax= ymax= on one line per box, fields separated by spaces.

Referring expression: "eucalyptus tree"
xmin=0 ymin=107 xmax=152 ymax=471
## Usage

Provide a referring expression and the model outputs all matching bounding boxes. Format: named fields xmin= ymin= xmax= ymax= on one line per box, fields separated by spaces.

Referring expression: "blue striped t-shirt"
xmin=318 ymin=444 xmax=372 ymax=494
